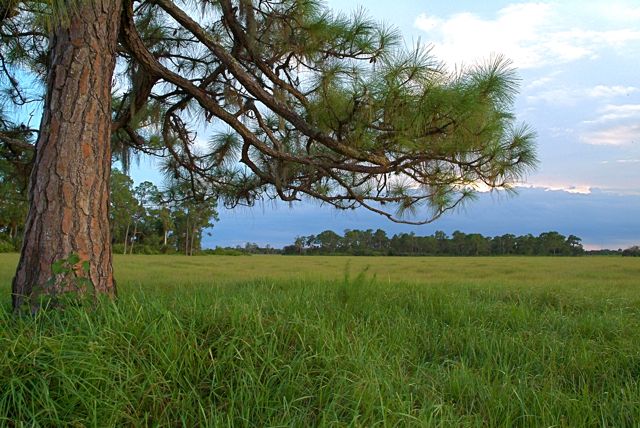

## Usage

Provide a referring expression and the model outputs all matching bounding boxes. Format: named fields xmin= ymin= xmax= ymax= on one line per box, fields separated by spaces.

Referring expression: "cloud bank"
xmin=414 ymin=2 xmax=640 ymax=69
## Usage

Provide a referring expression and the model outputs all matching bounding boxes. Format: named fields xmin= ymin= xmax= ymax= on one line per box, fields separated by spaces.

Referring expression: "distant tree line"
xmin=0 ymin=166 xmax=217 ymax=254
xmin=109 ymin=170 xmax=217 ymax=255
xmin=281 ymin=229 xmax=587 ymax=256
xmin=621 ymin=246 xmax=640 ymax=257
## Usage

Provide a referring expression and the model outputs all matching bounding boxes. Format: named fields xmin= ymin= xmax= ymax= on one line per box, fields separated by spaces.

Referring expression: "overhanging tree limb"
xmin=121 ymin=0 xmax=535 ymax=224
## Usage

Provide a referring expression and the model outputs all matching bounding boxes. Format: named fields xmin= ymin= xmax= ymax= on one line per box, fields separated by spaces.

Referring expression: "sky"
xmin=135 ymin=0 xmax=640 ymax=250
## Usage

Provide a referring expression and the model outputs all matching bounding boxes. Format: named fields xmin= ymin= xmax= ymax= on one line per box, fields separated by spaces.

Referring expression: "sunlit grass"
xmin=1 ymin=254 xmax=639 ymax=426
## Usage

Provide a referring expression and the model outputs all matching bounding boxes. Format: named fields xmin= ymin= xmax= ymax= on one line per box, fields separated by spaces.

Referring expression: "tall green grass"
xmin=1 ymin=255 xmax=639 ymax=426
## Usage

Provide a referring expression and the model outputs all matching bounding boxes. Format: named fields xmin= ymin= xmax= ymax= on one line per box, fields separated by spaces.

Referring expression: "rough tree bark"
xmin=12 ymin=0 xmax=122 ymax=310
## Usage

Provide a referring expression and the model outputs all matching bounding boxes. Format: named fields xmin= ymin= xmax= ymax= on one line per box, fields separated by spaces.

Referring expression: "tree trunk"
xmin=130 ymin=222 xmax=138 ymax=255
xmin=12 ymin=0 xmax=122 ymax=310
xmin=190 ymin=227 xmax=196 ymax=256
xmin=123 ymin=223 xmax=130 ymax=255
xmin=185 ymin=215 xmax=190 ymax=256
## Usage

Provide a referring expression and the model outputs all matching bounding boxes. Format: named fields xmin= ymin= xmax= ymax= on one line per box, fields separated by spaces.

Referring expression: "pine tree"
xmin=3 ymin=0 xmax=536 ymax=310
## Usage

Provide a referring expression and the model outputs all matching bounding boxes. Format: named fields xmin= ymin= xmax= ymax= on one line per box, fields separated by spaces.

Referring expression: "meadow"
xmin=1 ymin=254 xmax=639 ymax=426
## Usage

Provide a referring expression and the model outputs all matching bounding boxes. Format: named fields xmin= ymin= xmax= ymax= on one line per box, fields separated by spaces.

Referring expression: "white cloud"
xmin=414 ymin=14 xmax=440 ymax=32
xmin=414 ymin=2 xmax=640 ymax=69
xmin=601 ymin=159 xmax=640 ymax=164
xmin=597 ymin=4 xmax=640 ymax=23
xmin=581 ymin=124 xmax=640 ymax=145
xmin=526 ymin=88 xmax=575 ymax=105
xmin=583 ymin=104 xmax=640 ymax=124
xmin=586 ymin=85 xmax=638 ymax=98
xmin=526 ymin=75 xmax=556 ymax=90
xmin=599 ymin=104 xmax=640 ymax=120
xmin=465 ymin=181 xmax=594 ymax=194
xmin=517 ymin=182 xmax=592 ymax=194
xmin=529 ymin=87 xmax=639 ymax=106
xmin=548 ymin=127 xmax=576 ymax=137
xmin=546 ymin=185 xmax=592 ymax=194
xmin=580 ymin=104 xmax=640 ymax=146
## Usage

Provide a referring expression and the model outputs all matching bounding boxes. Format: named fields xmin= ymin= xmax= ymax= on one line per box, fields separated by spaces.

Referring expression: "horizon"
xmin=202 ymin=223 xmax=633 ymax=253
xmin=203 ymin=186 xmax=639 ymax=251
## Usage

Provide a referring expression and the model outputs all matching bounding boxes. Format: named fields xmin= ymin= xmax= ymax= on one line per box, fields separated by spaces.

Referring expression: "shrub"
xmin=0 ymin=239 xmax=16 ymax=253
xmin=202 ymin=247 xmax=247 ymax=256
xmin=111 ymin=243 xmax=125 ymax=254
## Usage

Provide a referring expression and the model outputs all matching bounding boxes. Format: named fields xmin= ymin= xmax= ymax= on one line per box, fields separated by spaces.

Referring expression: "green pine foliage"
xmin=2 ymin=0 xmax=537 ymax=224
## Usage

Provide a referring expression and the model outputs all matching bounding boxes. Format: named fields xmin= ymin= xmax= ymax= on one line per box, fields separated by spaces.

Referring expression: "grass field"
xmin=1 ymin=254 xmax=639 ymax=426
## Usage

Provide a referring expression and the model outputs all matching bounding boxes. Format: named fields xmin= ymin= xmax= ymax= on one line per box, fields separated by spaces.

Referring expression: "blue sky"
xmin=133 ymin=0 xmax=640 ymax=249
